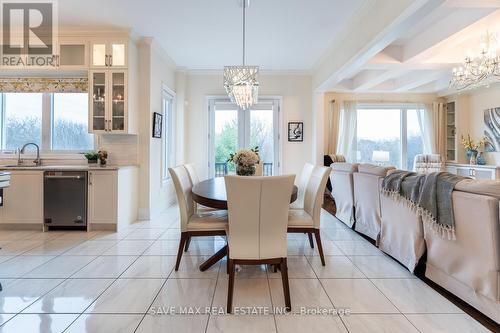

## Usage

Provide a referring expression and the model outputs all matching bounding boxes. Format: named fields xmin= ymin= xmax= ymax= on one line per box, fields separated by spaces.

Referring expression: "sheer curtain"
xmin=336 ymin=101 xmax=357 ymax=162
xmin=326 ymin=100 xmax=341 ymax=155
xmin=417 ymin=102 xmax=446 ymax=156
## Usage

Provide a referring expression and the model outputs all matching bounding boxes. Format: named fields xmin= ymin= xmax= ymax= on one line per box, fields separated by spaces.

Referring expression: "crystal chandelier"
xmin=224 ymin=0 xmax=259 ymax=110
xmin=450 ymin=32 xmax=500 ymax=90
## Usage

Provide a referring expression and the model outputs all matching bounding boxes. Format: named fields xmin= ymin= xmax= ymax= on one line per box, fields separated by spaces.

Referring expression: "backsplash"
xmin=95 ymin=134 xmax=139 ymax=165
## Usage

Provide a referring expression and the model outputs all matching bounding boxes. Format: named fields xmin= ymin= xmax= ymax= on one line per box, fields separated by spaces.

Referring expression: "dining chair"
xmin=290 ymin=163 xmax=315 ymax=210
xmin=169 ymin=166 xmax=228 ymax=271
xmin=225 ymin=175 xmax=295 ymax=313
xmin=288 ymin=166 xmax=331 ymax=266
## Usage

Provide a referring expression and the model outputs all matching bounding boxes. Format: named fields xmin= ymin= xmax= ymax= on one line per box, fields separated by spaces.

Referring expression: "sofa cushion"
xmin=454 ymin=179 xmax=500 ymax=200
xmin=330 ymin=162 xmax=359 ymax=173
xmin=358 ymin=164 xmax=395 ymax=177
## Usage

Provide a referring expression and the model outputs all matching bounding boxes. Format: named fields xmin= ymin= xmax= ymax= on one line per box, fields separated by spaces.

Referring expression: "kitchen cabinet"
xmin=56 ymin=38 xmax=88 ymax=69
xmin=89 ymin=70 xmax=128 ymax=133
xmin=91 ymin=41 xmax=127 ymax=68
xmin=87 ymin=167 xmax=138 ymax=231
xmin=88 ymin=170 xmax=117 ymax=225
xmin=0 ymin=171 xmax=43 ymax=227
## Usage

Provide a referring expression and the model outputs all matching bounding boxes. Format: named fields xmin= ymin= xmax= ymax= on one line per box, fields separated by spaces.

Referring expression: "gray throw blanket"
xmin=381 ymin=171 xmax=466 ymax=240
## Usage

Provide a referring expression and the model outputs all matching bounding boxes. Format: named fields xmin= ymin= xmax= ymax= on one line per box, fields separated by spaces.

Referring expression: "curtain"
xmin=417 ymin=102 xmax=446 ymax=157
xmin=326 ymin=100 xmax=341 ymax=155
xmin=0 ymin=78 xmax=88 ymax=93
xmin=336 ymin=101 xmax=357 ymax=162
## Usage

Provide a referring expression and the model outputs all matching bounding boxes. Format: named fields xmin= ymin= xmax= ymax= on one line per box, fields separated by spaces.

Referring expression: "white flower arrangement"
xmin=230 ymin=149 xmax=260 ymax=167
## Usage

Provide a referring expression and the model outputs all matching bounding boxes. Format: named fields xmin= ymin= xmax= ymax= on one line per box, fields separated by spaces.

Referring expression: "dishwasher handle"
xmin=44 ymin=175 xmax=84 ymax=180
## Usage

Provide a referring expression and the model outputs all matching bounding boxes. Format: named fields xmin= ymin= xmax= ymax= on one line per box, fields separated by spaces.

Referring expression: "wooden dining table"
xmin=192 ymin=177 xmax=298 ymax=271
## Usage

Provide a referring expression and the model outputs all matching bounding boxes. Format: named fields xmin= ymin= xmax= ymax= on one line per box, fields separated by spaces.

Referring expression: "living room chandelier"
xmin=223 ymin=0 xmax=259 ymax=110
xmin=450 ymin=31 xmax=500 ymax=90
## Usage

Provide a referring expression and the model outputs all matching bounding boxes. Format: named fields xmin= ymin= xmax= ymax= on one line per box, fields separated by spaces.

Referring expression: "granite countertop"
xmin=0 ymin=164 xmax=137 ymax=171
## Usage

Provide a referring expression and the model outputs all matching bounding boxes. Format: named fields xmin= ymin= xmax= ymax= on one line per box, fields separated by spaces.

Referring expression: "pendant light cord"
xmin=242 ymin=0 xmax=246 ymax=66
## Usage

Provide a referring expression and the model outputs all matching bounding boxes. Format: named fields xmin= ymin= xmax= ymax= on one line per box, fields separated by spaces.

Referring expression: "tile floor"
xmin=0 ymin=207 xmax=490 ymax=333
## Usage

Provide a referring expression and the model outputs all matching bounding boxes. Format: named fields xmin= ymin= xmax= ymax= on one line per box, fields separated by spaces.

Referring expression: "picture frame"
xmin=152 ymin=112 xmax=163 ymax=138
xmin=288 ymin=122 xmax=303 ymax=142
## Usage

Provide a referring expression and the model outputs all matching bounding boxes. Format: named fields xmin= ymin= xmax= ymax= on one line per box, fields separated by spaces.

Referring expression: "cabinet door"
xmin=88 ymin=171 xmax=117 ymax=225
xmin=109 ymin=42 xmax=127 ymax=67
xmin=89 ymin=71 xmax=108 ymax=133
xmin=109 ymin=71 xmax=127 ymax=132
xmin=1 ymin=171 xmax=43 ymax=225
xmin=91 ymin=42 xmax=108 ymax=68
xmin=58 ymin=39 xmax=88 ymax=68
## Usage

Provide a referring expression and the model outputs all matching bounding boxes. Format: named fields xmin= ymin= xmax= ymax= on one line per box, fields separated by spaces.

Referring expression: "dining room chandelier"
xmin=224 ymin=0 xmax=259 ymax=110
xmin=450 ymin=31 xmax=500 ymax=90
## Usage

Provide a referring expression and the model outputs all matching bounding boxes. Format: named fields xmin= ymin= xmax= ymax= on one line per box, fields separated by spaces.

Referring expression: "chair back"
xmin=303 ymin=166 xmax=331 ymax=228
xmin=184 ymin=163 xmax=200 ymax=185
xmin=413 ymin=154 xmax=443 ymax=174
xmin=225 ymin=175 xmax=295 ymax=260
xmin=295 ymin=163 xmax=314 ymax=206
xmin=169 ymin=166 xmax=195 ymax=231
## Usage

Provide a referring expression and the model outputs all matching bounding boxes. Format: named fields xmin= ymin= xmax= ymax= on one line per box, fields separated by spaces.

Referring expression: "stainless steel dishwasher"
xmin=44 ymin=171 xmax=87 ymax=229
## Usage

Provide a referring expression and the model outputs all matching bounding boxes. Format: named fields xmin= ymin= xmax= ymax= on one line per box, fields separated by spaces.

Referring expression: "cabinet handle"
xmin=109 ymin=54 xmax=113 ymax=66
xmin=89 ymin=172 xmax=93 ymax=185
xmin=57 ymin=55 xmax=60 ymax=67
xmin=105 ymin=55 xmax=109 ymax=67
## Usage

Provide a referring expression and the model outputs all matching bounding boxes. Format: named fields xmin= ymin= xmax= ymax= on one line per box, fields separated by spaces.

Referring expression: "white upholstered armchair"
xmin=413 ymin=154 xmax=444 ymax=174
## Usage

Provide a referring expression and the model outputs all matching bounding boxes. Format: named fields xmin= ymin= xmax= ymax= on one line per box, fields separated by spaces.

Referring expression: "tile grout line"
xmin=205 ymin=250 xmax=223 ymax=333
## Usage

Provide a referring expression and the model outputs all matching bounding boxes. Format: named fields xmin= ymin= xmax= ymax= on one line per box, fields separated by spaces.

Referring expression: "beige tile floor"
xmin=0 ymin=209 xmax=490 ymax=333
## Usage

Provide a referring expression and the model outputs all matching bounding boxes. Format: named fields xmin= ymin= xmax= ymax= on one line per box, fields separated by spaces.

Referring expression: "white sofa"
xmin=330 ymin=163 xmax=358 ymax=228
xmin=424 ymin=179 xmax=500 ymax=324
xmin=353 ymin=164 xmax=395 ymax=241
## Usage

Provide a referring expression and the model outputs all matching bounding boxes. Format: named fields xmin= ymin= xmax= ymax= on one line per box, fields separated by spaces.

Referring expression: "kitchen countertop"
xmin=0 ymin=164 xmax=137 ymax=171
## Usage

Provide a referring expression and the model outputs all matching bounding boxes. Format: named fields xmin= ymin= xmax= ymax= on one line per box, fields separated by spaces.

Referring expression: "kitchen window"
xmin=0 ymin=92 xmax=93 ymax=153
xmin=162 ymin=87 xmax=175 ymax=181
xmin=355 ymin=105 xmax=424 ymax=170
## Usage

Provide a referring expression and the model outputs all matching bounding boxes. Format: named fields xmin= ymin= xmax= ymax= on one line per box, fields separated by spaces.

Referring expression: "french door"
xmin=208 ymin=98 xmax=281 ymax=177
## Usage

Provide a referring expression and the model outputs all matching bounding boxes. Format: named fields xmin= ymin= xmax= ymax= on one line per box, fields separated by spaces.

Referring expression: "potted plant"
xmin=460 ymin=135 xmax=489 ymax=164
xmin=228 ymin=146 xmax=260 ymax=176
xmin=84 ymin=152 xmax=99 ymax=164
xmin=98 ymin=150 xmax=108 ymax=166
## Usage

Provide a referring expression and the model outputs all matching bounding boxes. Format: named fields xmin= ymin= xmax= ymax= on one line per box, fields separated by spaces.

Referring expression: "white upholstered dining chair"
xmin=225 ymin=175 xmax=295 ymax=313
xmin=290 ymin=163 xmax=315 ymax=210
xmin=288 ymin=166 xmax=331 ymax=266
xmin=169 ymin=166 xmax=228 ymax=271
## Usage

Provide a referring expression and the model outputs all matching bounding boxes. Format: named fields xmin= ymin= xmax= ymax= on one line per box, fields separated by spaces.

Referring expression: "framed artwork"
xmin=152 ymin=112 xmax=163 ymax=138
xmin=288 ymin=122 xmax=303 ymax=142
xmin=484 ymin=107 xmax=499 ymax=151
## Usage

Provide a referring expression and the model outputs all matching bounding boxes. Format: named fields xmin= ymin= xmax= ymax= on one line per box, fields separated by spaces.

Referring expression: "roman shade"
xmin=0 ymin=77 xmax=88 ymax=93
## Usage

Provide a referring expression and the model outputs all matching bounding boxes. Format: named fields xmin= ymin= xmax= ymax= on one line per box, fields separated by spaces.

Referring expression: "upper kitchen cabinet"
xmin=56 ymin=38 xmax=88 ymax=69
xmin=91 ymin=41 xmax=128 ymax=68
xmin=89 ymin=70 xmax=128 ymax=133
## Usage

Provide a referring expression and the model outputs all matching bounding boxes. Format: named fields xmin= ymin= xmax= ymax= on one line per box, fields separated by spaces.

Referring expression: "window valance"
xmin=0 ymin=77 xmax=88 ymax=93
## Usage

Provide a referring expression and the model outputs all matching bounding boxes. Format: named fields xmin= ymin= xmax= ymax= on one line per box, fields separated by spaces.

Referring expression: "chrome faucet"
xmin=18 ymin=143 xmax=41 ymax=166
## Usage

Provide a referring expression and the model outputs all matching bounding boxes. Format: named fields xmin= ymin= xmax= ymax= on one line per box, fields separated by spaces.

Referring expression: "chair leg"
xmin=314 ymin=229 xmax=326 ymax=266
xmin=175 ymin=232 xmax=188 ymax=271
xmin=307 ymin=233 xmax=314 ymax=249
xmin=184 ymin=236 xmax=191 ymax=252
xmin=280 ymin=258 xmax=291 ymax=312
xmin=227 ymin=259 xmax=235 ymax=314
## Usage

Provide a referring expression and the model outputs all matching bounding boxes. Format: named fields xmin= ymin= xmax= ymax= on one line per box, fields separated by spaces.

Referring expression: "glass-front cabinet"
xmin=446 ymin=102 xmax=457 ymax=162
xmin=89 ymin=70 xmax=127 ymax=133
xmin=91 ymin=41 xmax=127 ymax=68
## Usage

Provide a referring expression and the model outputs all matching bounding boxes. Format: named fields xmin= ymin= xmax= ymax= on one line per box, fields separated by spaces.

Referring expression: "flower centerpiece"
xmin=98 ymin=150 xmax=108 ymax=166
xmin=228 ymin=146 xmax=260 ymax=176
xmin=460 ymin=134 xmax=489 ymax=164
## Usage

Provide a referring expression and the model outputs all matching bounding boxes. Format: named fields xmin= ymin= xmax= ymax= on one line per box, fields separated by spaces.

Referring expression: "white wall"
xmin=137 ymin=38 xmax=178 ymax=219
xmin=184 ymin=73 xmax=313 ymax=180
xmin=445 ymin=86 xmax=500 ymax=166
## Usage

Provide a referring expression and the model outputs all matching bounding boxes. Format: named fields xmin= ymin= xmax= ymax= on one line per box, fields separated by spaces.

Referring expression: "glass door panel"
xmin=213 ymin=109 xmax=238 ymax=176
xmin=59 ymin=44 xmax=86 ymax=67
xmin=92 ymin=72 xmax=106 ymax=131
xmin=111 ymin=43 xmax=126 ymax=67
xmin=111 ymin=72 xmax=125 ymax=131
xmin=92 ymin=44 xmax=106 ymax=67
xmin=249 ymin=109 xmax=275 ymax=175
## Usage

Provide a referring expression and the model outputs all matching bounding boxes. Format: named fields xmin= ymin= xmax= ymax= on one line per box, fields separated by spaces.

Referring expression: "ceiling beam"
xmin=444 ymin=0 xmax=500 ymax=8
xmin=393 ymin=71 xmax=445 ymax=91
xmin=312 ymin=0 xmax=446 ymax=91
xmin=352 ymin=69 xmax=409 ymax=91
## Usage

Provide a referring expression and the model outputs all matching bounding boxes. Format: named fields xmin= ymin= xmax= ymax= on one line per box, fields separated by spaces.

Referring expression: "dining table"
xmin=192 ymin=177 xmax=298 ymax=271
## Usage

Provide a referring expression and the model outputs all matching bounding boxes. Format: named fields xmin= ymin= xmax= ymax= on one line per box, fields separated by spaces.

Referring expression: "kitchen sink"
xmin=0 ymin=164 xmax=40 ymax=168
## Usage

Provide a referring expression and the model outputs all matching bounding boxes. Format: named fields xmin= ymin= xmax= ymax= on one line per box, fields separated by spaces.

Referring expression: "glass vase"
xmin=236 ymin=164 xmax=256 ymax=176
